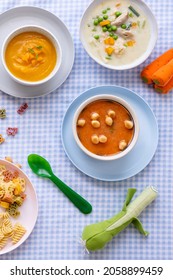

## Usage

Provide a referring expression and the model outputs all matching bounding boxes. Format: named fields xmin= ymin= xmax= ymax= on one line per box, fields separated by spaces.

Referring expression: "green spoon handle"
xmin=50 ymin=174 xmax=92 ymax=214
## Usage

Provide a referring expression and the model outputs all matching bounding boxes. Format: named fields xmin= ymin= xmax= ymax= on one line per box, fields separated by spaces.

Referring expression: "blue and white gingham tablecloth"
xmin=0 ymin=0 xmax=172 ymax=260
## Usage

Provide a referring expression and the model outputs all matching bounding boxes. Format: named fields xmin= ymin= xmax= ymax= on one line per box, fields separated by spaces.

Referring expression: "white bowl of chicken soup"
xmin=73 ymin=94 xmax=139 ymax=161
xmin=80 ymin=0 xmax=158 ymax=70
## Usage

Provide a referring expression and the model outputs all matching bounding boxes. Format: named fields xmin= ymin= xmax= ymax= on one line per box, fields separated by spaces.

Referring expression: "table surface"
xmin=0 ymin=0 xmax=172 ymax=260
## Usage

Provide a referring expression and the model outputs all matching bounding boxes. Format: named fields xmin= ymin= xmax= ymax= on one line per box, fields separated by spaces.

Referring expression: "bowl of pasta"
xmin=0 ymin=159 xmax=38 ymax=255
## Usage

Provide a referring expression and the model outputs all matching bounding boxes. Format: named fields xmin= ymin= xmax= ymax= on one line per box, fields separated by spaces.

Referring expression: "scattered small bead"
xmin=91 ymin=120 xmax=100 ymax=128
xmin=0 ymin=134 xmax=5 ymax=144
xmin=6 ymin=127 xmax=18 ymax=136
xmin=91 ymin=134 xmax=99 ymax=144
xmin=99 ymin=134 xmax=107 ymax=143
xmin=119 ymin=140 xmax=127 ymax=151
xmin=105 ymin=115 xmax=113 ymax=126
xmin=0 ymin=109 xmax=6 ymax=119
xmin=77 ymin=119 xmax=86 ymax=127
xmin=107 ymin=109 xmax=116 ymax=118
xmin=91 ymin=112 xmax=100 ymax=120
xmin=124 ymin=120 xmax=134 ymax=129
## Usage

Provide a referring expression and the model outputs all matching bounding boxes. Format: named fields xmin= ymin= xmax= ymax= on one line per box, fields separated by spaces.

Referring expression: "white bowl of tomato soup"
xmin=80 ymin=0 xmax=157 ymax=70
xmin=1 ymin=25 xmax=62 ymax=86
xmin=73 ymin=94 xmax=139 ymax=160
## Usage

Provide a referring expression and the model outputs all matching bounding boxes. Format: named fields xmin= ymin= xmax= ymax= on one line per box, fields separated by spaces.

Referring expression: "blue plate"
xmin=61 ymin=86 xmax=158 ymax=181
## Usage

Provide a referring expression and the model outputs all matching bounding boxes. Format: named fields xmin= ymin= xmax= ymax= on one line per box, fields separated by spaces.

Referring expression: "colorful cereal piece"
xmin=6 ymin=127 xmax=18 ymax=136
xmin=17 ymin=103 xmax=28 ymax=115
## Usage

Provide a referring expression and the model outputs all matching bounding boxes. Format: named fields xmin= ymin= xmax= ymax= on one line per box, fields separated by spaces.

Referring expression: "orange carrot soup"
xmin=76 ymin=99 xmax=135 ymax=156
xmin=5 ymin=31 xmax=57 ymax=82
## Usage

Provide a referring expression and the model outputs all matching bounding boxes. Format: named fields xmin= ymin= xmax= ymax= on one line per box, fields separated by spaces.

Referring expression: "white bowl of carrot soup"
xmin=1 ymin=25 xmax=62 ymax=86
xmin=73 ymin=94 xmax=139 ymax=161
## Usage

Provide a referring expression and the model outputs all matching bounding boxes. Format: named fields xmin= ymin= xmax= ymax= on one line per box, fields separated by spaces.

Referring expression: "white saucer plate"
xmin=0 ymin=159 xmax=38 ymax=255
xmin=0 ymin=6 xmax=75 ymax=98
xmin=61 ymin=86 xmax=159 ymax=181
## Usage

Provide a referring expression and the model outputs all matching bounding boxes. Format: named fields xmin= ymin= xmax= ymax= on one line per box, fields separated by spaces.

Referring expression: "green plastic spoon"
xmin=28 ymin=154 xmax=92 ymax=214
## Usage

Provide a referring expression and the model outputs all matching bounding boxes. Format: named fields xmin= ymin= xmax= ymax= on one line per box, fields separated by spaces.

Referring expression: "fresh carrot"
xmin=141 ymin=48 xmax=173 ymax=84
xmin=152 ymin=58 xmax=173 ymax=86
xmin=154 ymin=76 xmax=173 ymax=94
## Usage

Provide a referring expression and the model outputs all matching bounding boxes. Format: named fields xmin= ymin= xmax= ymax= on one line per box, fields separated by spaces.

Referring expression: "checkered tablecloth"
xmin=0 ymin=0 xmax=172 ymax=260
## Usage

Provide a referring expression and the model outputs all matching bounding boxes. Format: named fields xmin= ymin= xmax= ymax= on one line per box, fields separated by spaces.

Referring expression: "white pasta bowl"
xmin=72 ymin=94 xmax=139 ymax=161
xmin=1 ymin=25 xmax=62 ymax=86
xmin=80 ymin=0 xmax=158 ymax=70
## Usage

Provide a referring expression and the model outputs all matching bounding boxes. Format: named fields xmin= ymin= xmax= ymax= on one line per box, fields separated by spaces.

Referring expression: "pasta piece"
xmin=91 ymin=112 xmax=100 ymax=120
xmin=105 ymin=115 xmax=113 ymax=126
xmin=0 ymin=134 xmax=5 ymax=144
xmin=0 ymin=108 xmax=6 ymax=119
xmin=0 ymin=165 xmax=26 ymax=216
xmin=0 ymin=212 xmax=27 ymax=249
xmin=7 ymin=203 xmax=20 ymax=218
xmin=17 ymin=103 xmax=28 ymax=115
xmin=0 ymin=165 xmax=6 ymax=173
xmin=107 ymin=109 xmax=116 ymax=118
xmin=12 ymin=223 xmax=26 ymax=244
xmin=91 ymin=120 xmax=100 ymax=128
xmin=5 ymin=157 xmax=13 ymax=163
xmin=6 ymin=127 xmax=18 ymax=136
xmin=0 ymin=236 xmax=8 ymax=249
xmin=0 ymin=230 xmax=4 ymax=241
xmin=1 ymin=218 xmax=13 ymax=236
xmin=77 ymin=119 xmax=86 ymax=127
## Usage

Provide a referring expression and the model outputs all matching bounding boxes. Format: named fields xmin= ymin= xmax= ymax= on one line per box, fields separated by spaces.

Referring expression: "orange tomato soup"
xmin=5 ymin=31 xmax=57 ymax=82
xmin=76 ymin=99 xmax=134 ymax=156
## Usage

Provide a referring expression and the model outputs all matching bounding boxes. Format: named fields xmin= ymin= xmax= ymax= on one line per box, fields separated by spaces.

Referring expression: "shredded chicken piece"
xmin=116 ymin=29 xmax=134 ymax=39
xmin=114 ymin=38 xmax=126 ymax=55
xmin=111 ymin=12 xmax=128 ymax=26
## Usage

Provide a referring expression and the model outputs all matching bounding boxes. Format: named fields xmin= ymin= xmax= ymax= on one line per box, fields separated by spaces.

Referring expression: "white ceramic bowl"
xmin=73 ymin=94 xmax=139 ymax=160
xmin=80 ymin=0 xmax=158 ymax=70
xmin=1 ymin=25 xmax=62 ymax=86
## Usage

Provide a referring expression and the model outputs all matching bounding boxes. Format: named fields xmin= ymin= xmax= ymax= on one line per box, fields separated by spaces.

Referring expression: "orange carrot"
xmin=152 ymin=58 xmax=173 ymax=86
xmin=154 ymin=76 xmax=173 ymax=94
xmin=141 ymin=48 xmax=173 ymax=84
xmin=99 ymin=20 xmax=110 ymax=26
xmin=105 ymin=47 xmax=114 ymax=55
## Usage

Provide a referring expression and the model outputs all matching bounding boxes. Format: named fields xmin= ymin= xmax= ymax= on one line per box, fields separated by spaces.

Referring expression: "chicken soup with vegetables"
xmin=84 ymin=0 xmax=150 ymax=66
